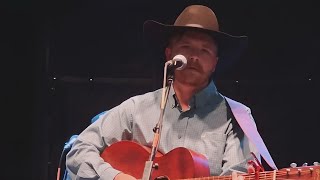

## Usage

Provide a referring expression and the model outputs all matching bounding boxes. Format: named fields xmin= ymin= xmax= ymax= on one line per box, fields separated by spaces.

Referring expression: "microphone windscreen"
xmin=173 ymin=54 xmax=187 ymax=70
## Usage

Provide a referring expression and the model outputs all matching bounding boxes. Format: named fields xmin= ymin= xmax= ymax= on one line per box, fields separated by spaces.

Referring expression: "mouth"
xmin=187 ymin=66 xmax=199 ymax=71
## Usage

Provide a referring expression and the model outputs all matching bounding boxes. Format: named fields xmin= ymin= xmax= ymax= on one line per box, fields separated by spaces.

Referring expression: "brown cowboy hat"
xmin=143 ymin=4 xmax=248 ymax=75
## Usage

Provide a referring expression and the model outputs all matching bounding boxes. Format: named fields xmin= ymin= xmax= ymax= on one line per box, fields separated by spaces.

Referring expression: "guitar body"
xmin=100 ymin=140 xmax=210 ymax=179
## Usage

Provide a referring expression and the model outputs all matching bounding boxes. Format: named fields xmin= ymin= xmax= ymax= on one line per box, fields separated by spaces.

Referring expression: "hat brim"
xmin=143 ymin=20 xmax=248 ymax=75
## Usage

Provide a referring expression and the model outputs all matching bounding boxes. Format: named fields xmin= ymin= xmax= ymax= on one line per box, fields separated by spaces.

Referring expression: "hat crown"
xmin=174 ymin=5 xmax=219 ymax=32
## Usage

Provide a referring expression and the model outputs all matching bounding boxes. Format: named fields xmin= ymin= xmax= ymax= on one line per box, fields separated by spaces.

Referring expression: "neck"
xmin=173 ymin=80 xmax=208 ymax=111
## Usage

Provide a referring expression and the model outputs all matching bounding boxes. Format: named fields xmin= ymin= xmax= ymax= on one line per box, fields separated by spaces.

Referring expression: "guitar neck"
xmin=182 ymin=171 xmax=274 ymax=180
xmin=182 ymin=166 xmax=320 ymax=180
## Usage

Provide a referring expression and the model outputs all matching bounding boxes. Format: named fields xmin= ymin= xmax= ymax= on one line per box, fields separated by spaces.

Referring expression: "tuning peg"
xmin=290 ymin=162 xmax=297 ymax=168
xmin=314 ymin=162 xmax=319 ymax=166
xmin=302 ymin=162 xmax=308 ymax=166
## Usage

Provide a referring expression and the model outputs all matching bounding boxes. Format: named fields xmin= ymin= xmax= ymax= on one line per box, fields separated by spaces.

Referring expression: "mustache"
xmin=185 ymin=61 xmax=203 ymax=72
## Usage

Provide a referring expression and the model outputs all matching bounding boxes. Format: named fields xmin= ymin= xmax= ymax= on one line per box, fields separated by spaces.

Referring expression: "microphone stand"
xmin=141 ymin=61 xmax=174 ymax=180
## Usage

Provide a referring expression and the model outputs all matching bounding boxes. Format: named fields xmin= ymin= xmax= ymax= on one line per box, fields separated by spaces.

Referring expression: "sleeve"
xmin=65 ymin=98 xmax=135 ymax=180
xmin=220 ymin=107 xmax=261 ymax=176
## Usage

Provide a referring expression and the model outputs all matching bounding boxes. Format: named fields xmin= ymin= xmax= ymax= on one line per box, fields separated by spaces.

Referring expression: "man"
xmin=66 ymin=4 xmax=276 ymax=180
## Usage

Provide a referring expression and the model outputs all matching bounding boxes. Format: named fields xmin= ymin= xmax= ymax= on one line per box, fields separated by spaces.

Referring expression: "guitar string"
xmin=179 ymin=169 xmax=315 ymax=180
xmin=183 ymin=175 xmax=308 ymax=180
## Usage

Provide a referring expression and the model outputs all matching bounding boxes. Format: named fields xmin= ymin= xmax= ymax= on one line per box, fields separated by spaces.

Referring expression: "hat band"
xmin=184 ymin=23 xmax=204 ymax=28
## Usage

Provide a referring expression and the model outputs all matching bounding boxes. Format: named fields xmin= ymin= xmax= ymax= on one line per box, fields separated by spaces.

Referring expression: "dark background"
xmin=2 ymin=0 xmax=319 ymax=179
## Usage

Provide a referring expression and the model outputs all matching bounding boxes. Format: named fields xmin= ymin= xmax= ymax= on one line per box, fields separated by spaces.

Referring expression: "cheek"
xmin=203 ymin=57 xmax=218 ymax=72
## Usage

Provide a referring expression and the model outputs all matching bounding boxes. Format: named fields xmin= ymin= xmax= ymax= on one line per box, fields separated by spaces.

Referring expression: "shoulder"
xmin=221 ymin=94 xmax=251 ymax=112
xmin=107 ymin=88 xmax=162 ymax=115
xmin=120 ymin=88 xmax=162 ymax=107
xmin=221 ymin=95 xmax=257 ymax=127
xmin=131 ymin=88 xmax=162 ymax=102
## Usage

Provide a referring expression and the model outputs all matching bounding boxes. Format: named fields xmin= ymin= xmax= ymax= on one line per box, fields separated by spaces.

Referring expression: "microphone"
xmin=167 ymin=54 xmax=187 ymax=70
xmin=63 ymin=135 xmax=79 ymax=150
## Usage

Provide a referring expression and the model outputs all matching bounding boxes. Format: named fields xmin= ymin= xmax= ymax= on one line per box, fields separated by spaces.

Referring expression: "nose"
xmin=187 ymin=48 xmax=201 ymax=62
xmin=188 ymin=54 xmax=201 ymax=64
xmin=189 ymin=56 xmax=198 ymax=61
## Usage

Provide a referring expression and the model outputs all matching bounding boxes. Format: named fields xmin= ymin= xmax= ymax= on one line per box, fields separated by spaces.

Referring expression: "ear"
xmin=165 ymin=47 xmax=172 ymax=62
xmin=212 ymin=57 xmax=219 ymax=72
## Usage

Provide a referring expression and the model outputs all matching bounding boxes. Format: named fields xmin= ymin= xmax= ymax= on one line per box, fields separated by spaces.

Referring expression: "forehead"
xmin=171 ymin=30 xmax=217 ymax=46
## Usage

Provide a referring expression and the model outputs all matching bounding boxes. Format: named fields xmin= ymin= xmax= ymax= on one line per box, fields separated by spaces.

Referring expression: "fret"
xmin=272 ymin=170 xmax=276 ymax=180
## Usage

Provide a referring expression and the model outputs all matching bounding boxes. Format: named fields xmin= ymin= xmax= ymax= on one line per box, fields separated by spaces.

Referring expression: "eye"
xmin=201 ymin=48 xmax=212 ymax=54
xmin=180 ymin=45 xmax=190 ymax=49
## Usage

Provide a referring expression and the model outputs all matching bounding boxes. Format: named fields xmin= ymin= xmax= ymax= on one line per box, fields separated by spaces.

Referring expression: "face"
xmin=165 ymin=30 xmax=219 ymax=87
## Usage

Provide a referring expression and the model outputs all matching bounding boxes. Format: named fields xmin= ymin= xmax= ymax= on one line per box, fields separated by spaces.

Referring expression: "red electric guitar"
xmin=100 ymin=141 xmax=320 ymax=180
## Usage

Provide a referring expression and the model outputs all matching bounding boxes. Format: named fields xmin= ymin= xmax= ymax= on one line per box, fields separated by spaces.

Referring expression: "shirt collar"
xmin=169 ymin=81 xmax=220 ymax=112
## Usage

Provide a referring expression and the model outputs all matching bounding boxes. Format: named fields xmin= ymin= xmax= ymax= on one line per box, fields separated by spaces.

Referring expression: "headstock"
xmin=277 ymin=162 xmax=320 ymax=180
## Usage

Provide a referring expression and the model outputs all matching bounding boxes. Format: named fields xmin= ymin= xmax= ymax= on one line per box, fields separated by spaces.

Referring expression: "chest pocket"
xmin=195 ymin=132 xmax=227 ymax=175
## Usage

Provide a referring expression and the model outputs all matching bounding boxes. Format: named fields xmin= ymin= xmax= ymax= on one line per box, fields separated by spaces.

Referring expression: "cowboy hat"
xmin=143 ymin=4 xmax=248 ymax=75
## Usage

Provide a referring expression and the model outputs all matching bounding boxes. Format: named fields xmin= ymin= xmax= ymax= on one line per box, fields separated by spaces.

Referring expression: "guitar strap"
xmin=225 ymin=96 xmax=278 ymax=170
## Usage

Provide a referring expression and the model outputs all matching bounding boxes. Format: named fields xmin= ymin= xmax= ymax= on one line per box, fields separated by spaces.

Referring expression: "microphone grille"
xmin=173 ymin=54 xmax=187 ymax=63
xmin=173 ymin=54 xmax=187 ymax=70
